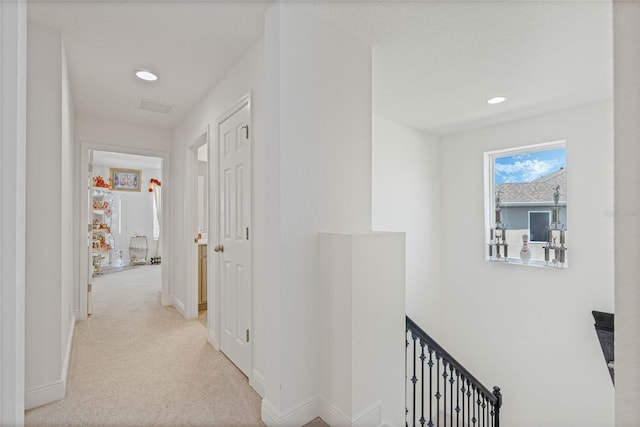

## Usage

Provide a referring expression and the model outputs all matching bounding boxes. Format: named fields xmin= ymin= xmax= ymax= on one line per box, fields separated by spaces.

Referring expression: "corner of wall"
xmin=261 ymin=397 xmax=320 ymax=427
xmin=25 ymin=316 xmax=75 ymax=410
xmin=251 ymin=370 xmax=266 ymax=398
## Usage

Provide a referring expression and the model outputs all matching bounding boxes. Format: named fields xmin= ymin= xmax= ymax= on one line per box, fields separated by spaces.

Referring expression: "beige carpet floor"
xmin=25 ymin=265 xmax=266 ymax=427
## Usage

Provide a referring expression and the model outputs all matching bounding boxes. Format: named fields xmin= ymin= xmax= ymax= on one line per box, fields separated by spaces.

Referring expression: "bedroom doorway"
xmin=80 ymin=145 xmax=168 ymax=319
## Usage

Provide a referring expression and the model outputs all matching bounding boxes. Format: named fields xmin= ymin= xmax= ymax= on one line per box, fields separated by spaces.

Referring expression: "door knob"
xmin=214 ymin=245 xmax=224 ymax=253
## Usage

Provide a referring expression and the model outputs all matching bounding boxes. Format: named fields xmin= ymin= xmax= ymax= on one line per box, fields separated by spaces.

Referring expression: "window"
xmin=485 ymin=141 xmax=567 ymax=267
xmin=528 ymin=211 xmax=550 ymax=242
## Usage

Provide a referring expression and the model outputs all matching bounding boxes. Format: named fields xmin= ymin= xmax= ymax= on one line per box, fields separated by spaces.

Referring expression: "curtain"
xmin=151 ymin=182 xmax=162 ymax=257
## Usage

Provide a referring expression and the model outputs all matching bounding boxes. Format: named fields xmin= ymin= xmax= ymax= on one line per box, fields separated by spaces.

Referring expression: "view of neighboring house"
xmin=498 ymin=168 xmax=567 ymax=262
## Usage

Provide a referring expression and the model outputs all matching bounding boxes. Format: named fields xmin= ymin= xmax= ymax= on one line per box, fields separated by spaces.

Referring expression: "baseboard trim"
xmin=25 ymin=380 xmax=65 ymax=410
xmin=62 ymin=315 xmax=76 ymax=387
xmin=261 ymin=398 xmax=281 ymax=426
xmin=352 ymin=400 xmax=382 ymax=427
xmin=317 ymin=398 xmax=351 ymax=426
xmin=251 ymin=369 xmax=266 ymax=398
xmin=262 ymin=396 xmax=382 ymax=427
xmin=25 ymin=316 xmax=76 ymax=410
xmin=171 ymin=295 xmax=186 ymax=317
xmin=262 ymin=396 xmax=321 ymax=427
xmin=207 ymin=330 xmax=220 ymax=351
xmin=160 ymin=290 xmax=171 ymax=306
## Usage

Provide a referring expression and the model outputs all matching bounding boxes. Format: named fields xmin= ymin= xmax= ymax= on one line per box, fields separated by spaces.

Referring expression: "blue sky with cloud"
xmin=494 ymin=148 xmax=566 ymax=184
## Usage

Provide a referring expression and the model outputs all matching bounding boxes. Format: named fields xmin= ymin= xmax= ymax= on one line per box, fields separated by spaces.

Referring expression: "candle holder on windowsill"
xmin=488 ymin=189 xmax=508 ymax=261
xmin=487 ymin=186 xmax=568 ymax=268
xmin=543 ymin=185 xmax=567 ymax=268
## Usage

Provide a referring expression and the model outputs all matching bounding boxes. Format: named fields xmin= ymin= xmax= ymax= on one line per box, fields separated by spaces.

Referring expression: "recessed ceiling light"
xmin=487 ymin=96 xmax=507 ymax=105
xmin=135 ymin=70 xmax=158 ymax=81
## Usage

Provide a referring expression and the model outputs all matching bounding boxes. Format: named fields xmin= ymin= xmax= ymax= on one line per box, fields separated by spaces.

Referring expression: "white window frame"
xmin=484 ymin=139 xmax=567 ymax=267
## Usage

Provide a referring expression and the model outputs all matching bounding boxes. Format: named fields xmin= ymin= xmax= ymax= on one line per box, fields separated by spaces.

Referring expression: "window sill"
xmin=487 ymin=257 xmax=568 ymax=269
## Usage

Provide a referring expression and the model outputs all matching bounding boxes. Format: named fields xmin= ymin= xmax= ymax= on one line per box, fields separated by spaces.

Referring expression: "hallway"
xmin=25 ymin=265 xmax=265 ymax=426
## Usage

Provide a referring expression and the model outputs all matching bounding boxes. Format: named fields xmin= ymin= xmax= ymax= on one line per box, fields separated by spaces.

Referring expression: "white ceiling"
xmin=28 ymin=1 xmax=270 ymax=129
xmin=28 ymin=1 xmax=613 ymax=136
xmin=308 ymin=1 xmax=613 ymax=135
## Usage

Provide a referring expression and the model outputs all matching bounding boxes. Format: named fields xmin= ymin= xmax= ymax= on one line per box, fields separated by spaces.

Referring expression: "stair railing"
xmin=406 ymin=316 xmax=502 ymax=427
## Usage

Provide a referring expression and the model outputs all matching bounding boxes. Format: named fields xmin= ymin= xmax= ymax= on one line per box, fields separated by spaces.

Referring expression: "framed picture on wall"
xmin=110 ymin=168 xmax=141 ymax=192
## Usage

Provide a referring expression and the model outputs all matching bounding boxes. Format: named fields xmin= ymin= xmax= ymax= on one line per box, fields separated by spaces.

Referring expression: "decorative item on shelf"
xmin=543 ymin=185 xmax=567 ymax=267
xmin=148 ymin=178 xmax=161 ymax=192
xmin=129 ymin=235 xmax=148 ymax=265
xmin=92 ymin=175 xmax=111 ymax=189
xmin=92 ymin=255 xmax=104 ymax=271
xmin=488 ymin=189 xmax=508 ymax=261
xmin=93 ymin=233 xmax=111 ymax=251
xmin=519 ymin=234 xmax=531 ymax=264
xmin=92 ymin=200 xmax=110 ymax=211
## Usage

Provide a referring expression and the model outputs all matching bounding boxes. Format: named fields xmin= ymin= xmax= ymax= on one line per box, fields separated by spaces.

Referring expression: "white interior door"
xmin=217 ymin=100 xmax=251 ymax=377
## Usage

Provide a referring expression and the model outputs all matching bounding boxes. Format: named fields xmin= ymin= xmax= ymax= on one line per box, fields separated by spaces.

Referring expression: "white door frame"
xmin=209 ymin=93 xmax=253 ymax=362
xmin=78 ymin=141 xmax=171 ymax=320
xmin=186 ymin=127 xmax=209 ymax=320
xmin=0 ymin=0 xmax=27 ymax=422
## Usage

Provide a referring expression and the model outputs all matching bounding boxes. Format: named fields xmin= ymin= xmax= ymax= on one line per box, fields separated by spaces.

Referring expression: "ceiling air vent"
xmin=136 ymin=98 xmax=174 ymax=115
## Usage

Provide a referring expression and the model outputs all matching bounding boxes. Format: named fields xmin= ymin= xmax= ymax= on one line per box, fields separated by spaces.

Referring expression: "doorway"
xmin=87 ymin=150 xmax=164 ymax=313
xmin=189 ymin=134 xmax=209 ymax=328
xmin=215 ymin=95 xmax=252 ymax=377
xmin=80 ymin=143 xmax=170 ymax=320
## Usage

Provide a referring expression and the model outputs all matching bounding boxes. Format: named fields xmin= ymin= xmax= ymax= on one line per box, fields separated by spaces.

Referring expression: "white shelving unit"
xmin=91 ymin=186 xmax=113 ymax=273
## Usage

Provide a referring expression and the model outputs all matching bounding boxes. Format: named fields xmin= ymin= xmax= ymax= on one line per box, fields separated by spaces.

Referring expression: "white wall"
xmin=319 ymin=232 xmax=406 ymax=427
xmin=75 ymin=114 xmax=173 ymax=153
xmin=372 ymin=116 xmax=442 ymax=336
xmin=172 ymin=4 xmax=374 ymax=423
xmin=277 ymin=3 xmax=373 ymax=412
xmin=440 ymin=100 xmax=614 ymax=426
xmin=25 ymin=21 xmax=75 ymax=409
xmin=0 ymin=0 xmax=26 ymax=423
xmin=275 ymin=3 xmax=373 ymax=416
xmin=613 ymin=2 xmax=640 ymax=424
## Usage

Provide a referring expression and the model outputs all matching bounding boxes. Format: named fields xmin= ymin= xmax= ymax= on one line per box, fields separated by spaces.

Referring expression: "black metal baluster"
xmin=455 ymin=370 xmax=460 ymax=427
xmin=472 ymin=385 xmax=477 ymax=426
xmin=421 ymin=341 xmax=427 ymax=427
xmin=427 ymin=346 xmax=433 ymax=427
xmin=482 ymin=394 xmax=487 ymax=427
xmin=489 ymin=404 xmax=496 ymax=427
xmin=412 ymin=331 xmax=418 ymax=427
xmin=442 ymin=359 xmax=448 ymax=427
xmin=449 ymin=363 xmax=454 ymax=427
xmin=461 ymin=375 xmax=466 ymax=427
xmin=406 ymin=330 xmax=409 ymax=427
xmin=435 ymin=353 xmax=441 ymax=427
xmin=466 ymin=378 xmax=471 ymax=427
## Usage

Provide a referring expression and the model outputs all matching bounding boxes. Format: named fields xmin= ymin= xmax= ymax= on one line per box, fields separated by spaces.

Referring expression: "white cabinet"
xmin=91 ymin=187 xmax=113 ymax=273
